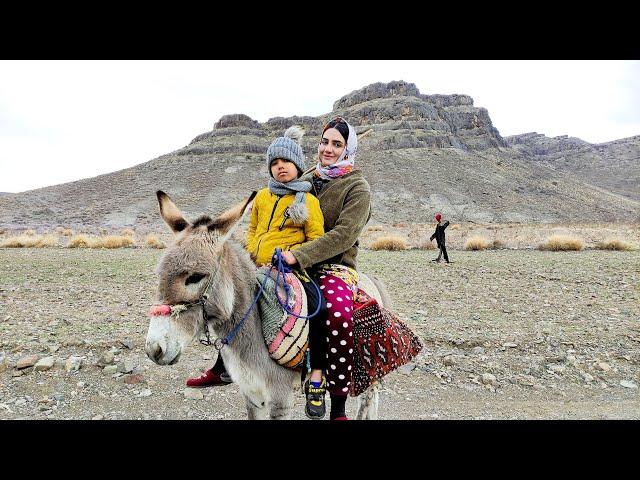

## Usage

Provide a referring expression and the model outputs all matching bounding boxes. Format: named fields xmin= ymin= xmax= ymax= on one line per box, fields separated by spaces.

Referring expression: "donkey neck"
xmin=205 ymin=240 xmax=263 ymax=348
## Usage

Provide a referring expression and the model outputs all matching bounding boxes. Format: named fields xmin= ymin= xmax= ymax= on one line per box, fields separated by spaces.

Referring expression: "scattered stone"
xmin=503 ymin=342 xmax=518 ymax=348
xmin=397 ymin=364 xmax=416 ymax=375
xmin=481 ymin=373 xmax=498 ymax=386
xmin=442 ymin=356 xmax=456 ymax=367
xmin=549 ymin=365 xmax=565 ymax=374
xmin=16 ymin=355 xmax=40 ymax=369
xmin=595 ymin=362 xmax=611 ymax=372
xmin=620 ymin=380 xmax=638 ymax=390
xmin=92 ymin=415 xmax=104 ymax=420
xmin=124 ymin=374 xmax=145 ymax=385
xmin=184 ymin=388 xmax=204 ymax=400
xmin=138 ymin=388 xmax=152 ymax=398
xmin=117 ymin=359 xmax=135 ymax=374
xmin=472 ymin=347 xmax=485 ymax=355
xmin=102 ymin=365 xmax=118 ymax=375
xmin=11 ymin=370 xmax=24 ymax=377
xmin=545 ymin=354 xmax=566 ymax=363
xmin=97 ymin=351 xmax=115 ymax=366
xmin=65 ymin=356 xmax=83 ymax=372
xmin=0 ymin=352 xmax=7 ymax=373
xmin=119 ymin=339 xmax=135 ymax=349
xmin=582 ymin=372 xmax=594 ymax=383
xmin=34 ymin=356 xmax=55 ymax=371
xmin=77 ymin=381 xmax=86 ymax=388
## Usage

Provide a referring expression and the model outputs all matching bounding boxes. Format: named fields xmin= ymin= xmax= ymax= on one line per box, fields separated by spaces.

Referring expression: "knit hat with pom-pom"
xmin=266 ymin=126 xmax=306 ymax=176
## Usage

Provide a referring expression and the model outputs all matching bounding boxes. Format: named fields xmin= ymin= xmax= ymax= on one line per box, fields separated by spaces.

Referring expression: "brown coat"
xmin=291 ymin=170 xmax=371 ymax=270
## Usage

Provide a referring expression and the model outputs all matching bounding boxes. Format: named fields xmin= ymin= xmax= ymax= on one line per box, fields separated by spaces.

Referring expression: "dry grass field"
xmin=1 ymin=234 xmax=639 ymax=420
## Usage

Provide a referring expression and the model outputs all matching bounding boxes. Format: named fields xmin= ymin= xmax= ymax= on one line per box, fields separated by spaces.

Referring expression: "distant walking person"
xmin=430 ymin=213 xmax=450 ymax=263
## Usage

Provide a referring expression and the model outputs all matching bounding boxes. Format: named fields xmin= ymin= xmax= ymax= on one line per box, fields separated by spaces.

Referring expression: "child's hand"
xmin=281 ymin=251 xmax=298 ymax=266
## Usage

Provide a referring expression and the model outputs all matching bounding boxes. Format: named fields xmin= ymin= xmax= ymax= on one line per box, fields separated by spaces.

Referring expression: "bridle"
xmin=151 ymin=249 xmax=321 ymax=350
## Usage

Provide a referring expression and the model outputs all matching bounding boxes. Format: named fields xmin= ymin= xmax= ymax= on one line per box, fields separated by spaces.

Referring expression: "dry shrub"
xmin=121 ymin=228 xmax=136 ymax=237
xmin=145 ymin=234 xmax=166 ymax=249
xmin=0 ymin=234 xmax=58 ymax=248
xmin=490 ymin=239 xmax=505 ymax=250
xmin=0 ymin=229 xmax=5 ymax=235
xmin=35 ymin=235 xmax=59 ymax=247
xmin=539 ymin=234 xmax=583 ymax=251
xmin=24 ymin=229 xmax=36 ymax=236
xmin=367 ymin=225 xmax=384 ymax=232
xmin=595 ymin=238 xmax=637 ymax=251
xmin=465 ymin=236 xmax=489 ymax=251
xmin=95 ymin=235 xmax=135 ymax=248
xmin=0 ymin=235 xmax=38 ymax=248
xmin=68 ymin=234 xmax=94 ymax=248
xmin=371 ymin=235 xmax=407 ymax=251
xmin=55 ymin=227 xmax=74 ymax=236
xmin=99 ymin=228 xmax=109 ymax=235
xmin=416 ymin=240 xmax=436 ymax=250
xmin=450 ymin=224 xmax=460 ymax=230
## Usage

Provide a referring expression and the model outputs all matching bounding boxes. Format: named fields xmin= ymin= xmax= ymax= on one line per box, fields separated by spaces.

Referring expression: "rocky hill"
xmin=506 ymin=133 xmax=640 ymax=201
xmin=0 ymin=80 xmax=638 ymax=231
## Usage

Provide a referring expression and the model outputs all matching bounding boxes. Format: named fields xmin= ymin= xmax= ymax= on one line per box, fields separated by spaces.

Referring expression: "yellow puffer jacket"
xmin=246 ymin=188 xmax=324 ymax=266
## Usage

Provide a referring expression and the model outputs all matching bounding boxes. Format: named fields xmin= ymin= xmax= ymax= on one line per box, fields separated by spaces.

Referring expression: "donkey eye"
xmin=185 ymin=273 xmax=206 ymax=285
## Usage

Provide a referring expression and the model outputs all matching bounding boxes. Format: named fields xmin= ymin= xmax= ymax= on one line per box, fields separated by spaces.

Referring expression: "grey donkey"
xmin=145 ymin=190 xmax=391 ymax=420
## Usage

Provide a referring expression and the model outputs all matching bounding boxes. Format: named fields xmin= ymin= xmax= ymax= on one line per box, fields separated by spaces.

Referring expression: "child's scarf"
xmin=268 ymin=178 xmax=311 ymax=224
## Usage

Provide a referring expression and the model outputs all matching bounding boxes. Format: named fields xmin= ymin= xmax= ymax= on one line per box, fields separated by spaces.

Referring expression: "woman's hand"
xmin=281 ymin=251 xmax=298 ymax=266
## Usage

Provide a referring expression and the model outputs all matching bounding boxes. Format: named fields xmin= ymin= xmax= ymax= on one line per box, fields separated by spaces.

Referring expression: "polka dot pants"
xmin=319 ymin=273 xmax=354 ymax=396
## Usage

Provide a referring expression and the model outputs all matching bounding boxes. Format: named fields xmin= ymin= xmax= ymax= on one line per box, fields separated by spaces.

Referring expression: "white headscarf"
xmin=315 ymin=118 xmax=357 ymax=180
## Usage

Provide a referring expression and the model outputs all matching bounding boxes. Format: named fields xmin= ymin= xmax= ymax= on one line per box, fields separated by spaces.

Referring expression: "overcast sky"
xmin=1 ymin=60 xmax=638 ymax=193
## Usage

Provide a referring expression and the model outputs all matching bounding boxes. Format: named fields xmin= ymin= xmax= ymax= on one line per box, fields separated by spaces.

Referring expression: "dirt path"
xmin=1 ymin=248 xmax=638 ymax=420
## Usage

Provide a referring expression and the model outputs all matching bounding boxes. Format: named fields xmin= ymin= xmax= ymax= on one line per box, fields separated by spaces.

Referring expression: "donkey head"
xmin=145 ymin=190 xmax=256 ymax=365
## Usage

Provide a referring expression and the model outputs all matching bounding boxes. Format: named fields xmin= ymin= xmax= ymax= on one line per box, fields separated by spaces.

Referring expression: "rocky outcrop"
xmin=506 ymin=133 xmax=640 ymax=201
xmin=0 ymin=81 xmax=638 ymax=229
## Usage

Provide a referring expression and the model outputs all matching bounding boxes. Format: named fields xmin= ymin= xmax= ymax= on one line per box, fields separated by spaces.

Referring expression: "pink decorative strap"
xmin=149 ymin=304 xmax=172 ymax=316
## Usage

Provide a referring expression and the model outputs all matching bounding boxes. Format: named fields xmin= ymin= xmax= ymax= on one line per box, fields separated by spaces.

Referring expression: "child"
xmin=430 ymin=213 xmax=450 ymax=263
xmin=187 ymin=126 xmax=330 ymax=419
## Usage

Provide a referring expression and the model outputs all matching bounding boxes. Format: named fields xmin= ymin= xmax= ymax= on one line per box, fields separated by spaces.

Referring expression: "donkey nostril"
xmin=148 ymin=344 xmax=164 ymax=362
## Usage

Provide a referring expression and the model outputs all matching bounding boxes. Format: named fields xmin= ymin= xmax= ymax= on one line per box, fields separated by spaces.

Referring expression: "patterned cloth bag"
xmin=350 ymin=294 xmax=424 ymax=397
xmin=256 ymin=266 xmax=309 ymax=369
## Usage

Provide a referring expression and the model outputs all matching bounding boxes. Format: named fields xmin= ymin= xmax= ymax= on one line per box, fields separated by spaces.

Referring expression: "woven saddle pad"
xmin=256 ymin=266 xmax=309 ymax=369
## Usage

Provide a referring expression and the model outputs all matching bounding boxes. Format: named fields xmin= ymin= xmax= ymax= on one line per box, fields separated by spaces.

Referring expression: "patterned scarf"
xmin=268 ymin=178 xmax=312 ymax=224
xmin=315 ymin=119 xmax=358 ymax=180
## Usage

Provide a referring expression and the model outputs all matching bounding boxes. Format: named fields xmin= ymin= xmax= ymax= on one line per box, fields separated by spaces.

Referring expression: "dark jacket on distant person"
xmin=430 ymin=221 xmax=449 ymax=247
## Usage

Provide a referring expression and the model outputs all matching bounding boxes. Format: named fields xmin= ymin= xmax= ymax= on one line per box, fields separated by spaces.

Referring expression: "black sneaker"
xmin=304 ymin=378 xmax=327 ymax=420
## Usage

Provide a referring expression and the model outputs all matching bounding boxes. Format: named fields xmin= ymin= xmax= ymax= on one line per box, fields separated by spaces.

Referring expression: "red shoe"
xmin=331 ymin=416 xmax=349 ymax=421
xmin=186 ymin=369 xmax=232 ymax=388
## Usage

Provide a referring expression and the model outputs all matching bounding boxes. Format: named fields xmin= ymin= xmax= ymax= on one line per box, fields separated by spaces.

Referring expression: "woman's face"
xmin=318 ymin=127 xmax=346 ymax=167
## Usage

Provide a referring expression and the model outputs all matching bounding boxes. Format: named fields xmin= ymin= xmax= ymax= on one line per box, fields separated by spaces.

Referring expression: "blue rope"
xmin=217 ymin=248 xmax=323 ymax=348
xmin=218 ymin=266 xmax=272 ymax=348
xmin=272 ymin=248 xmax=322 ymax=320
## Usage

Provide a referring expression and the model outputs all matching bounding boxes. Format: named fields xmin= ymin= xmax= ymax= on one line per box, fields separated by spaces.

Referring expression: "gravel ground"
xmin=1 ymin=247 xmax=639 ymax=420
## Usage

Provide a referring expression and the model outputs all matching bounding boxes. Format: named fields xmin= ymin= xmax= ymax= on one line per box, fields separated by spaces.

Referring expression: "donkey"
xmin=145 ymin=190 xmax=391 ymax=420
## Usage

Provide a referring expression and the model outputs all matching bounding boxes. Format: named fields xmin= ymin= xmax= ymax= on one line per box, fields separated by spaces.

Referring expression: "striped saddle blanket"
xmin=256 ymin=267 xmax=309 ymax=369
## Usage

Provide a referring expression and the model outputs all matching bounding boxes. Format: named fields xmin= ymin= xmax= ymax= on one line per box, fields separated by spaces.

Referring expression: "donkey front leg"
xmin=243 ymin=392 xmax=269 ymax=420
xmin=268 ymin=388 xmax=294 ymax=420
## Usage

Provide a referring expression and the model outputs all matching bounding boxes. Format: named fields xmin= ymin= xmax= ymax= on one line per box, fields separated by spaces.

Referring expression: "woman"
xmin=188 ymin=116 xmax=370 ymax=421
xmin=281 ymin=116 xmax=371 ymax=420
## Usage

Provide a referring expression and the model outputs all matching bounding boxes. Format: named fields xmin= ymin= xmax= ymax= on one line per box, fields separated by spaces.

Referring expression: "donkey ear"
xmin=156 ymin=190 xmax=190 ymax=233
xmin=209 ymin=191 xmax=257 ymax=235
